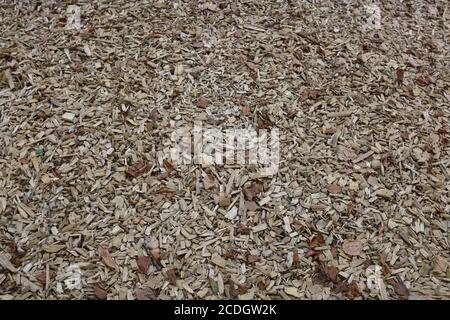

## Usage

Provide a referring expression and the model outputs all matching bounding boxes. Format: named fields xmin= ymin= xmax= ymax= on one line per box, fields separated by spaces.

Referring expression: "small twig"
xmin=295 ymin=30 xmax=321 ymax=46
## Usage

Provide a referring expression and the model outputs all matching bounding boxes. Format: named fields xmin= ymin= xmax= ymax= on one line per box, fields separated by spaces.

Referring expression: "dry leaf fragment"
xmin=94 ymin=284 xmax=107 ymax=300
xmin=236 ymin=283 xmax=249 ymax=295
xmin=324 ymin=127 xmax=337 ymax=134
xmin=243 ymin=181 xmax=264 ymax=201
xmin=247 ymin=255 xmax=261 ymax=264
xmin=126 ymin=161 xmax=151 ymax=178
xmin=292 ymin=219 xmax=307 ymax=231
xmin=293 ymin=49 xmax=303 ymax=62
xmin=203 ymin=174 xmax=216 ymax=190
xmin=337 ymin=146 xmax=357 ymax=161
xmin=343 ymin=240 xmax=363 ymax=257
xmin=35 ymin=271 xmax=47 ymax=286
xmin=396 ymin=69 xmax=404 ymax=83
xmin=148 ymin=108 xmax=159 ymax=120
xmin=299 ymin=90 xmax=310 ymax=102
xmin=150 ymin=249 xmax=161 ymax=262
xmin=235 ymin=224 xmax=251 ymax=235
xmin=135 ymin=287 xmax=157 ymax=300
xmin=326 ymin=266 xmax=339 ymax=282
xmin=426 ymin=39 xmax=444 ymax=52
xmin=147 ymin=236 xmax=160 ymax=262
xmin=244 ymin=201 xmax=258 ymax=212
xmin=335 ymin=57 xmax=346 ymax=65
xmin=393 ymin=281 xmax=409 ymax=299
xmin=223 ymin=250 xmax=238 ymax=260
xmin=326 ymin=183 xmax=342 ymax=194
xmin=305 ymin=249 xmax=319 ymax=258
xmin=98 ymin=245 xmax=118 ymax=269
xmin=200 ymin=2 xmax=220 ymax=12
xmin=195 ymin=97 xmax=209 ymax=108
xmin=241 ymin=106 xmax=251 ymax=116
xmin=245 ymin=61 xmax=258 ymax=70
xmin=308 ymin=89 xmax=319 ymax=100
xmin=167 ymin=269 xmax=177 ymax=285
xmin=146 ymin=273 xmax=164 ymax=290
xmin=257 ymin=280 xmax=267 ymax=291
xmin=147 ymin=236 xmax=159 ymax=250
xmin=192 ymin=41 xmax=204 ymax=48
xmin=416 ymin=74 xmax=431 ymax=86
xmin=407 ymin=57 xmax=422 ymax=68
xmin=153 ymin=1 xmax=166 ymax=9
xmin=309 ymin=234 xmax=325 ymax=248
xmin=333 ymin=281 xmax=361 ymax=299
xmin=293 ymin=249 xmax=300 ymax=265
xmin=378 ymin=253 xmax=391 ymax=275
xmin=163 ymin=159 xmax=175 ymax=172
xmin=137 ymin=255 xmax=151 ymax=274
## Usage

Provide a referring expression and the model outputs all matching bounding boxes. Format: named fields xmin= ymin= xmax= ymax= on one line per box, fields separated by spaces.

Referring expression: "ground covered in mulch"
xmin=0 ymin=1 xmax=449 ymax=300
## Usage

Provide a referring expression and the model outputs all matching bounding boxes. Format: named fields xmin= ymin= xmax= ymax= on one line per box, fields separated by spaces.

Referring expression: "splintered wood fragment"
xmin=211 ymin=256 xmax=226 ymax=268
xmin=0 ymin=197 xmax=6 ymax=212
xmin=62 ymin=112 xmax=76 ymax=122
xmin=238 ymin=193 xmax=246 ymax=218
xmin=225 ymin=170 xmax=236 ymax=197
xmin=0 ymin=253 xmax=17 ymax=273
xmin=240 ymin=24 xmax=266 ymax=32
xmin=353 ymin=151 xmax=374 ymax=164
xmin=225 ymin=206 xmax=238 ymax=220
xmin=252 ymin=223 xmax=267 ymax=233
xmin=326 ymin=110 xmax=353 ymax=118
xmin=375 ymin=189 xmax=394 ymax=199
xmin=83 ymin=44 xmax=92 ymax=56
xmin=294 ymin=30 xmax=321 ymax=46
xmin=4 ymin=69 xmax=14 ymax=89
xmin=285 ymin=287 xmax=302 ymax=298
xmin=17 ymin=203 xmax=35 ymax=218
xmin=43 ymin=244 xmax=66 ymax=253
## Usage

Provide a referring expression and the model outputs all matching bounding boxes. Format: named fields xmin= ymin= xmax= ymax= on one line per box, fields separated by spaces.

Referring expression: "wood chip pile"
xmin=0 ymin=1 xmax=449 ymax=300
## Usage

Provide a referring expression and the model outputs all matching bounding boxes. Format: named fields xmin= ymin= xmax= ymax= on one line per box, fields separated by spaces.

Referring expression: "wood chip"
xmin=343 ymin=240 xmax=363 ymax=257
xmin=0 ymin=0 xmax=447 ymax=301
xmin=0 ymin=253 xmax=17 ymax=273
